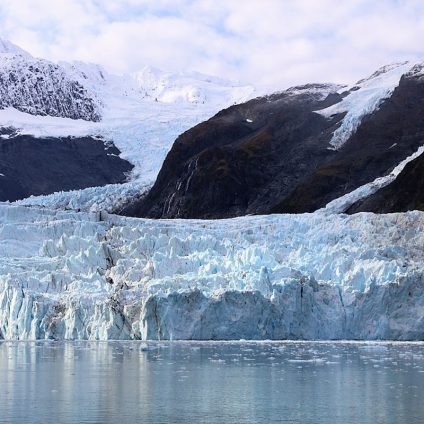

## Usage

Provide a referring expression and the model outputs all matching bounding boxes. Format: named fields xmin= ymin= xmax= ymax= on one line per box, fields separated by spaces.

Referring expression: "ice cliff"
xmin=1 ymin=203 xmax=423 ymax=340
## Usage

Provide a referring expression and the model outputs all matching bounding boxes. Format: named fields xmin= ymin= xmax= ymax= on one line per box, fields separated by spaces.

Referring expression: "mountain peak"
xmin=355 ymin=61 xmax=411 ymax=87
xmin=0 ymin=38 xmax=32 ymax=58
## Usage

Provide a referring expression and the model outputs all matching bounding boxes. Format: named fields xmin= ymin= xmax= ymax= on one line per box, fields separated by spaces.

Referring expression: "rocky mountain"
xmin=0 ymin=129 xmax=133 ymax=202
xmin=125 ymin=61 xmax=424 ymax=219
xmin=346 ymin=152 xmax=424 ymax=213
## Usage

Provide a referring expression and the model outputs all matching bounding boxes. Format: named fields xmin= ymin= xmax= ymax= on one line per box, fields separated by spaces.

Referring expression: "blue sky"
xmin=1 ymin=0 xmax=424 ymax=89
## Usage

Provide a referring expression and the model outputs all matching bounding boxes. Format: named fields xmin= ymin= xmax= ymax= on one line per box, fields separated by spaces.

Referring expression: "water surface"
xmin=1 ymin=341 xmax=423 ymax=423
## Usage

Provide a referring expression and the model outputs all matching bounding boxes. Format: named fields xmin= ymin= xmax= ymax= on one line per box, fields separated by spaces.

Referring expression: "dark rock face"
xmin=0 ymin=130 xmax=133 ymax=202
xmin=123 ymin=74 xmax=424 ymax=219
xmin=273 ymin=74 xmax=424 ymax=213
xmin=347 ymin=153 xmax=424 ymax=213
xmin=123 ymin=85 xmax=344 ymax=218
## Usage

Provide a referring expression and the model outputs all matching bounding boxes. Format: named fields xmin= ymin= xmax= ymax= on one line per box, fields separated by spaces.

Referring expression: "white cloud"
xmin=1 ymin=0 xmax=424 ymax=90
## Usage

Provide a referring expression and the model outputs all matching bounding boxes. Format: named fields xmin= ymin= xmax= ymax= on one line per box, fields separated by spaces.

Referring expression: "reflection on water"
xmin=0 ymin=341 xmax=424 ymax=423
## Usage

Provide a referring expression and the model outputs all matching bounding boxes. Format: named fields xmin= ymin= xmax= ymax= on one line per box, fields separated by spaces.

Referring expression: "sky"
xmin=1 ymin=0 xmax=424 ymax=90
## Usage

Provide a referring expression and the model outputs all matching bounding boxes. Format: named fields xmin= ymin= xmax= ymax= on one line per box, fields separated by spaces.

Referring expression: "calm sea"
xmin=0 ymin=341 xmax=423 ymax=423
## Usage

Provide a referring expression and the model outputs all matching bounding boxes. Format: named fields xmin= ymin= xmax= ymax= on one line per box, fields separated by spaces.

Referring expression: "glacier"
xmin=321 ymin=144 xmax=424 ymax=214
xmin=0 ymin=41 xmax=254 ymax=210
xmin=2 ymin=40 xmax=424 ymax=341
xmin=14 ymin=181 xmax=151 ymax=214
xmin=315 ymin=61 xmax=413 ymax=150
xmin=1 ymin=203 xmax=424 ymax=340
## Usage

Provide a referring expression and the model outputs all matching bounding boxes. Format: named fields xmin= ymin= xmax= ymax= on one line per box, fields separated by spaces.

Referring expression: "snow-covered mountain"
xmin=3 ymin=39 xmax=424 ymax=217
xmin=0 ymin=39 xmax=255 ymax=205
xmin=0 ymin=45 xmax=101 ymax=121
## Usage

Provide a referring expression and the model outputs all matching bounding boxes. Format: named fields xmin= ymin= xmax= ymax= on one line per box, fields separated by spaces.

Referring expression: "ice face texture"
xmin=1 ymin=203 xmax=423 ymax=340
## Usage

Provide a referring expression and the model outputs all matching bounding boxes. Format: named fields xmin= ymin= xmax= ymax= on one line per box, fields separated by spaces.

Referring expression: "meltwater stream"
xmin=1 ymin=341 xmax=424 ymax=424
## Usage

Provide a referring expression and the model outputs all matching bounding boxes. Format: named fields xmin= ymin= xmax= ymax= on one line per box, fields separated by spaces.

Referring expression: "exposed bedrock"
xmin=0 ymin=131 xmax=133 ymax=201
xmin=347 ymin=152 xmax=424 ymax=213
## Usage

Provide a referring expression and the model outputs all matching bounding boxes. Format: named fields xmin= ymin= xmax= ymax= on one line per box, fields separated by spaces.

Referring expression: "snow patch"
xmin=283 ymin=83 xmax=344 ymax=100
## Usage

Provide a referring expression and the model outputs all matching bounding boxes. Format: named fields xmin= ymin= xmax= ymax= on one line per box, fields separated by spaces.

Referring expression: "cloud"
xmin=1 ymin=0 xmax=424 ymax=90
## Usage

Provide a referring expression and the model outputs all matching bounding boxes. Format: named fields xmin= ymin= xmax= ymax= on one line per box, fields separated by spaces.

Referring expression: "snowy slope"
xmin=315 ymin=61 xmax=413 ymax=150
xmin=0 ymin=39 xmax=254 ymax=209
xmin=0 ymin=46 xmax=101 ymax=121
xmin=0 ymin=39 xmax=32 ymax=57
xmin=132 ymin=66 xmax=253 ymax=104
xmin=1 ymin=203 xmax=424 ymax=340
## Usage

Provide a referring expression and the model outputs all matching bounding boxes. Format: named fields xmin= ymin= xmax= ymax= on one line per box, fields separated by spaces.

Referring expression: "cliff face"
xmin=346 ymin=150 xmax=424 ymax=213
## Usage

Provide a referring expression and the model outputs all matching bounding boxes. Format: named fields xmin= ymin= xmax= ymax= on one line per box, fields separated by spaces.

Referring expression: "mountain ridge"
xmin=124 ymin=60 xmax=424 ymax=219
xmin=1 ymin=38 xmax=423 ymax=218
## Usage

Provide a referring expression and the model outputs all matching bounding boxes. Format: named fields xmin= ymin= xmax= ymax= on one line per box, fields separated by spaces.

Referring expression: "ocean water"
xmin=0 ymin=341 xmax=423 ymax=424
